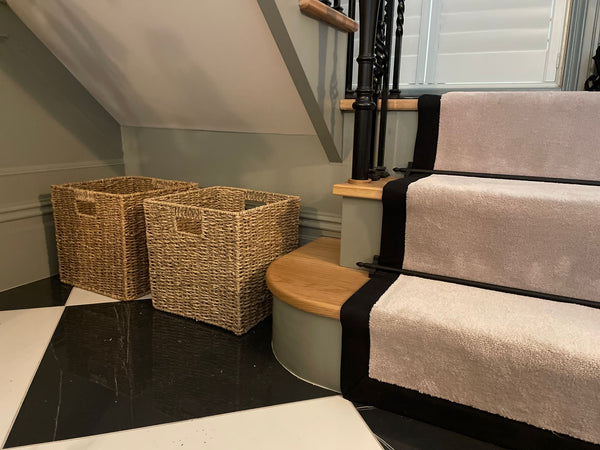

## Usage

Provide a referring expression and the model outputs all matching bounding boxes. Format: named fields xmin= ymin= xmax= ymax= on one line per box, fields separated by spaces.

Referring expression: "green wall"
xmin=122 ymin=126 xmax=347 ymax=243
xmin=121 ymin=111 xmax=417 ymax=244
xmin=0 ymin=4 xmax=123 ymax=291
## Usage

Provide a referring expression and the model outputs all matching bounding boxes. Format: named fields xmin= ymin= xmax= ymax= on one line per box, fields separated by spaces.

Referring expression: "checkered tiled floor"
xmin=0 ymin=277 xmax=501 ymax=449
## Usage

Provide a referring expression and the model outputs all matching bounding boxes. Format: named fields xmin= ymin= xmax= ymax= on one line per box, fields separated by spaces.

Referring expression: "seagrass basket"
xmin=144 ymin=187 xmax=300 ymax=335
xmin=51 ymin=176 xmax=198 ymax=300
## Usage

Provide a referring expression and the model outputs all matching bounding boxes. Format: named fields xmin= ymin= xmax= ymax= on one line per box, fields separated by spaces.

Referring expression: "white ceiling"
xmin=8 ymin=0 xmax=315 ymax=135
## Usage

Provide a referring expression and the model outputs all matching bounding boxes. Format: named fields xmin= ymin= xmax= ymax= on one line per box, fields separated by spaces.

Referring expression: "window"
xmin=348 ymin=0 xmax=571 ymax=91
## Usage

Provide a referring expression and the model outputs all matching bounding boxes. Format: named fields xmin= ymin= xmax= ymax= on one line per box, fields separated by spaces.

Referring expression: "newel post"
xmin=350 ymin=0 xmax=381 ymax=183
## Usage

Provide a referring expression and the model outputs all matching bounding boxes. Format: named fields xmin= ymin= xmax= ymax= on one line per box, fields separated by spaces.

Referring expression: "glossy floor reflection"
xmin=5 ymin=300 xmax=333 ymax=448
xmin=358 ymin=406 xmax=504 ymax=450
xmin=1 ymin=279 xmax=508 ymax=449
xmin=0 ymin=276 xmax=70 ymax=311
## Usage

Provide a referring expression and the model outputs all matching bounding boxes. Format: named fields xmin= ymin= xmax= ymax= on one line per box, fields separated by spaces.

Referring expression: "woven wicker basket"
xmin=51 ymin=176 xmax=198 ymax=300
xmin=144 ymin=187 xmax=300 ymax=335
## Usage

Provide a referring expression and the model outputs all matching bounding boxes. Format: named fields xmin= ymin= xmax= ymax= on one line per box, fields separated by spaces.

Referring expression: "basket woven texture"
xmin=144 ymin=187 xmax=300 ymax=335
xmin=51 ymin=176 xmax=198 ymax=300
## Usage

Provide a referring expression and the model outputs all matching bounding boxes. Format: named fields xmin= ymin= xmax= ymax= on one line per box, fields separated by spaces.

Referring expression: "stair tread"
xmin=373 ymin=274 xmax=600 ymax=352
xmin=266 ymin=237 xmax=368 ymax=319
xmin=333 ymin=177 xmax=397 ymax=200
xmin=401 ymin=174 xmax=600 ymax=302
xmin=367 ymin=274 xmax=600 ymax=444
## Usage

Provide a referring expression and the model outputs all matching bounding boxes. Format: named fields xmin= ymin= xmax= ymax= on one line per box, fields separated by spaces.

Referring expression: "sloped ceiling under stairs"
xmin=8 ymin=0 xmax=315 ymax=135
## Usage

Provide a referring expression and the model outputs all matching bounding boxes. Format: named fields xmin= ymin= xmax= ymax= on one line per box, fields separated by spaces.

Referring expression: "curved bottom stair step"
xmin=266 ymin=237 xmax=367 ymax=392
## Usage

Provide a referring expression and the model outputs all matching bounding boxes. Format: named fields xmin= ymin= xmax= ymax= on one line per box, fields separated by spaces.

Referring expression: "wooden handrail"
xmin=299 ymin=0 xmax=359 ymax=33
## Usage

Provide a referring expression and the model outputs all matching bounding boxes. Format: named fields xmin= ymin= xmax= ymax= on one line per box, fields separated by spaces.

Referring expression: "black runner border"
xmin=378 ymin=94 xmax=440 ymax=268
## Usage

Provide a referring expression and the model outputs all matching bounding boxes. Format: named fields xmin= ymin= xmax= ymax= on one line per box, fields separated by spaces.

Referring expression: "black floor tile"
xmin=358 ymin=406 xmax=505 ymax=450
xmin=5 ymin=300 xmax=333 ymax=448
xmin=0 ymin=276 xmax=71 ymax=311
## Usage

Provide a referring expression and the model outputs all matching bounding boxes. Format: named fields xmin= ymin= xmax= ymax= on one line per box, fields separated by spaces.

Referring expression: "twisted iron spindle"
xmin=389 ymin=0 xmax=404 ymax=98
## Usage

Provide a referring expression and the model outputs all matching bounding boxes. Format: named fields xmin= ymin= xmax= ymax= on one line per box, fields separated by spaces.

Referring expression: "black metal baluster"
xmin=344 ymin=0 xmax=357 ymax=98
xmin=320 ymin=0 xmax=332 ymax=6
xmin=350 ymin=0 xmax=380 ymax=182
xmin=333 ymin=0 xmax=344 ymax=13
xmin=369 ymin=0 xmax=386 ymax=180
xmin=389 ymin=0 xmax=404 ymax=98
xmin=373 ymin=0 xmax=394 ymax=178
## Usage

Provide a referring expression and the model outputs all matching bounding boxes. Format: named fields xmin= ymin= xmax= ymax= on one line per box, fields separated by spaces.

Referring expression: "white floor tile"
xmin=65 ymin=288 xmax=150 ymax=306
xmin=0 ymin=307 xmax=64 ymax=448
xmin=12 ymin=396 xmax=381 ymax=450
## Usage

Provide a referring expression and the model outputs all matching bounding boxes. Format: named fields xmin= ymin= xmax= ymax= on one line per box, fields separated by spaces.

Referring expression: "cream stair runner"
xmin=341 ymin=91 xmax=600 ymax=448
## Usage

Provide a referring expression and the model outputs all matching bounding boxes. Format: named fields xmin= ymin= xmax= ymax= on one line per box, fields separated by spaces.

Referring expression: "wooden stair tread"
xmin=266 ymin=237 xmax=368 ymax=319
xmin=333 ymin=177 xmax=397 ymax=200
xmin=340 ymin=98 xmax=418 ymax=111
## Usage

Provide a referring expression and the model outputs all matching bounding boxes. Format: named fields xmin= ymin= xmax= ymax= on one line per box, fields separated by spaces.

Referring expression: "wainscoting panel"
xmin=0 ymin=160 xmax=124 ymax=292
xmin=299 ymin=210 xmax=342 ymax=245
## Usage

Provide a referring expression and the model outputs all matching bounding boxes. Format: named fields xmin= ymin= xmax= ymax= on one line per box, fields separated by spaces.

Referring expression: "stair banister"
xmin=350 ymin=0 xmax=381 ymax=182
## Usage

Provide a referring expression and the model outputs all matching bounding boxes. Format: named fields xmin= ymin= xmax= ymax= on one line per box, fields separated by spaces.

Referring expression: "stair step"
xmin=333 ymin=177 xmax=396 ymax=200
xmin=399 ymin=174 xmax=600 ymax=302
xmin=361 ymin=274 xmax=600 ymax=445
xmin=266 ymin=237 xmax=368 ymax=319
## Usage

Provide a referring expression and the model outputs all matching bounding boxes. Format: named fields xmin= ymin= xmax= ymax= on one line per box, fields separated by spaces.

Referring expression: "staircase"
xmin=267 ymin=91 xmax=600 ymax=449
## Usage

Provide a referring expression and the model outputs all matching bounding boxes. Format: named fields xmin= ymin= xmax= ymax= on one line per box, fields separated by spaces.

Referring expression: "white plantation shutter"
xmin=345 ymin=0 xmax=570 ymax=89
xmin=431 ymin=0 xmax=569 ymax=85
xmin=350 ymin=0 xmax=424 ymax=86
xmin=394 ymin=0 xmax=424 ymax=84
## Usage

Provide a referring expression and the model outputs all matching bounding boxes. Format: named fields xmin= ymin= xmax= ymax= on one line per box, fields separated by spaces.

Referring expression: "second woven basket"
xmin=144 ymin=187 xmax=300 ymax=335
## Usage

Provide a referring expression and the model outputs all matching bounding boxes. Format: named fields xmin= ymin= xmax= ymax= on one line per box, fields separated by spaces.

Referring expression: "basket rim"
xmin=144 ymin=186 xmax=300 ymax=216
xmin=52 ymin=176 xmax=197 ymax=199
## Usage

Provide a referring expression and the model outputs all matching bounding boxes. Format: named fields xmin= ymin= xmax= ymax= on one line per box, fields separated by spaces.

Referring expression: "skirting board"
xmin=0 ymin=159 xmax=125 ymax=290
xmin=0 ymin=213 xmax=57 ymax=291
xmin=299 ymin=210 xmax=341 ymax=244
